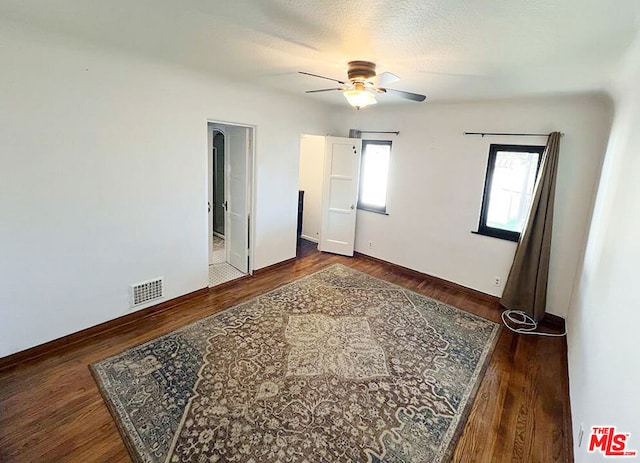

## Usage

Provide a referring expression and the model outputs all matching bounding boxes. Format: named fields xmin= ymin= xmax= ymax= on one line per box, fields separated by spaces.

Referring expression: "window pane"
xmin=360 ymin=143 xmax=390 ymax=209
xmin=486 ymin=151 xmax=539 ymax=233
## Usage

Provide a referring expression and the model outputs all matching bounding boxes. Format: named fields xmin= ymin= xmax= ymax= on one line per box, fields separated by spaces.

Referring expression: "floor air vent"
xmin=130 ymin=277 xmax=163 ymax=307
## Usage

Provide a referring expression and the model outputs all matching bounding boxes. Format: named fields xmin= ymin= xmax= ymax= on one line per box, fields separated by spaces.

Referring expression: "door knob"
xmin=350 ymin=204 xmax=355 ymax=210
xmin=208 ymin=202 xmax=211 ymax=213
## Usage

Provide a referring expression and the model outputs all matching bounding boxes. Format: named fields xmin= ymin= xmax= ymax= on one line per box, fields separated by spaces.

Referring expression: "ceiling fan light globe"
xmin=343 ymin=88 xmax=377 ymax=109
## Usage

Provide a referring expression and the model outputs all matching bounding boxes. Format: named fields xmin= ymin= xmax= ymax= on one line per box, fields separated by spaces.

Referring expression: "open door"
xmin=318 ymin=136 xmax=362 ymax=256
xmin=226 ymin=126 xmax=250 ymax=273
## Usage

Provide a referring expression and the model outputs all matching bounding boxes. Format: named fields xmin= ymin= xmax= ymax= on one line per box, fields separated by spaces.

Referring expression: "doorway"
xmin=297 ymin=134 xmax=362 ymax=258
xmin=211 ymin=130 xmax=226 ymax=266
xmin=213 ymin=131 xmax=225 ymax=238
xmin=207 ymin=121 xmax=255 ymax=287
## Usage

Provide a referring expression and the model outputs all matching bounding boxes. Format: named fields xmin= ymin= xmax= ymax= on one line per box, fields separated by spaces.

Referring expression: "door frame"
xmin=207 ymin=119 xmax=256 ymax=275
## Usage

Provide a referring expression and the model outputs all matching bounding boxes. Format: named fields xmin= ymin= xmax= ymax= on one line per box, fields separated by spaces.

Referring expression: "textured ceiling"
xmin=2 ymin=0 xmax=640 ymax=104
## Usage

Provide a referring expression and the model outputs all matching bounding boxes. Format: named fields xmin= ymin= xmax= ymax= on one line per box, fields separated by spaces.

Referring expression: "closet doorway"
xmin=297 ymin=134 xmax=362 ymax=257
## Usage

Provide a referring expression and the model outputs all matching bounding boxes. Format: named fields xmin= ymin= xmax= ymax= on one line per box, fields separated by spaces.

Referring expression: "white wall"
xmin=298 ymin=134 xmax=325 ymax=242
xmin=567 ymin=39 xmax=640 ymax=460
xmin=0 ymin=23 xmax=332 ymax=357
xmin=335 ymin=95 xmax=612 ymax=317
xmin=0 ymin=20 xmax=621 ymax=365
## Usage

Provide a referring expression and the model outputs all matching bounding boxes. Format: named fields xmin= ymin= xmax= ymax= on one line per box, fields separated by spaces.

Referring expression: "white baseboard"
xmin=300 ymin=234 xmax=318 ymax=243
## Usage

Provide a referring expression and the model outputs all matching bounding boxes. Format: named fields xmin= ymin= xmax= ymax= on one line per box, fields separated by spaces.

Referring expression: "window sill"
xmin=471 ymin=229 xmax=519 ymax=243
xmin=357 ymin=206 xmax=389 ymax=216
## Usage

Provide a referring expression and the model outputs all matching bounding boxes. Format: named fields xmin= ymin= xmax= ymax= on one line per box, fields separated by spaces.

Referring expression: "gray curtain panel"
xmin=500 ymin=132 xmax=561 ymax=321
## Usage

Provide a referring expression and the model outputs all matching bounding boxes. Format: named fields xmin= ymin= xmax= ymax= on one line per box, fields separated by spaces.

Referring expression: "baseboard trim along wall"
xmin=355 ymin=251 xmax=500 ymax=302
xmin=0 ymin=287 xmax=209 ymax=373
xmin=1 ymin=251 xmax=566 ymax=372
xmin=354 ymin=251 xmax=566 ymax=329
xmin=253 ymin=257 xmax=298 ymax=275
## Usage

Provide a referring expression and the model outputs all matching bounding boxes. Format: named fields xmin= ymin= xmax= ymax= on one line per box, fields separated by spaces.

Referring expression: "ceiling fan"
xmin=300 ymin=60 xmax=426 ymax=110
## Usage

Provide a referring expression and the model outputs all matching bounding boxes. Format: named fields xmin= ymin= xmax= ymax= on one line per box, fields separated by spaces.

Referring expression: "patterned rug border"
xmin=89 ymin=366 xmax=146 ymax=463
xmin=90 ymin=263 xmax=501 ymax=463
xmin=440 ymin=319 xmax=499 ymax=461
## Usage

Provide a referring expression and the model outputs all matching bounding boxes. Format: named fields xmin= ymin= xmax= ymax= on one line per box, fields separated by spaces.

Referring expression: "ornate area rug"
xmin=91 ymin=264 xmax=499 ymax=463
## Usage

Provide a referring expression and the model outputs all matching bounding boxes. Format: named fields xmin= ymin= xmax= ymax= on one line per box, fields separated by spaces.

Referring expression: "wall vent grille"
xmin=130 ymin=277 xmax=163 ymax=307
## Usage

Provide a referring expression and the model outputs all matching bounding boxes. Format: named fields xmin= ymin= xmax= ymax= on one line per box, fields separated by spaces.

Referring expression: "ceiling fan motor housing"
xmin=348 ymin=61 xmax=376 ymax=81
xmin=299 ymin=61 xmax=426 ymax=103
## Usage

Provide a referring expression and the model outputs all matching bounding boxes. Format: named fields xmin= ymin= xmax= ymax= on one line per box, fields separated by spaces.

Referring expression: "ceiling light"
xmin=343 ymin=83 xmax=377 ymax=110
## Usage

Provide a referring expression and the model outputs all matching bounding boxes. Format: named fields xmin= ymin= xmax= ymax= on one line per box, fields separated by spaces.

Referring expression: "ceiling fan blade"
xmin=305 ymin=88 xmax=345 ymax=93
xmin=370 ymin=72 xmax=400 ymax=86
xmin=299 ymin=71 xmax=346 ymax=85
xmin=379 ymin=88 xmax=426 ymax=102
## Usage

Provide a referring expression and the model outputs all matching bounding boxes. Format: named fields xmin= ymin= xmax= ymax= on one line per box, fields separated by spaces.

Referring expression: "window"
xmin=358 ymin=140 xmax=391 ymax=214
xmin=477 ymin=144 xmax=544 ymax=241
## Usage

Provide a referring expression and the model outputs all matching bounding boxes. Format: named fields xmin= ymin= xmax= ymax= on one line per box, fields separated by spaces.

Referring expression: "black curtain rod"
xmin=463 ymin=131 xmax=564 ymax=137
xmin=349 ymin=129 xmax=399 ymax=138
xmin=360 ymin=130 xmax=400 ymax=135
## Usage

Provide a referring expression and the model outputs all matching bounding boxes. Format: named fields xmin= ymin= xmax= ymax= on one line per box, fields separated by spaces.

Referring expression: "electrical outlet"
xmin=578 ymin=423 xmax=584 ymax=447
xmin=368 ymin=240 xmax=373 ymax=249
xmin=493 ymin=276 xmax=502 ymax=287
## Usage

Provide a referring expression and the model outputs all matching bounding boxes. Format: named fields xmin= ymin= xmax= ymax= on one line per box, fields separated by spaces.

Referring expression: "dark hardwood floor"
xmin=0 ymin=242 xmax=572 ymax=462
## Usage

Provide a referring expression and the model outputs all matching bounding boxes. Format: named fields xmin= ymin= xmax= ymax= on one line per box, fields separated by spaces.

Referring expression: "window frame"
xmin=357 ymin=139 xmax=392 ymax=215
xmin=476 ymin=143 xmax=545 ymax=242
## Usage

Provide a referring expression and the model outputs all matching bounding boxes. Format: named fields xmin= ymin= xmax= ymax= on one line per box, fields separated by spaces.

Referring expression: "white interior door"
xmin=226 ymin=126 xmax=249 ymax=273
xmin=319 ymin=136 xmax=362 ymax=256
